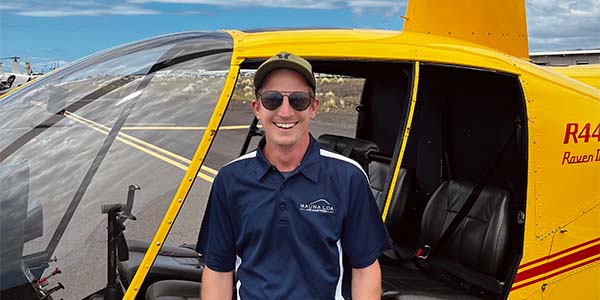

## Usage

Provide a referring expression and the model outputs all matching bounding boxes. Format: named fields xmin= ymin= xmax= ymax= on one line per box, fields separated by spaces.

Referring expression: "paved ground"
xmin=39 ymin=96 xmax=356 ymax=299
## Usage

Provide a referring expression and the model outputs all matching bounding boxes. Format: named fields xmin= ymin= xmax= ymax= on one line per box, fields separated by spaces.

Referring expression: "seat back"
xmin=317 ymin=134 xmax=390 ymax=207
xmin=381 ymin=168 xmax=415 ymax=243
xmin=368 ymin=161 xmax=389 ymax=211
xmin=5 ymin=75 xmax=16 ymax=88
xmin=317 ymin=134 xmax=379 ymax=173
xmin=317 ymin=135 xmax=416 ymax=235
xmin=421 ymin=180 xmax=510 ymax=277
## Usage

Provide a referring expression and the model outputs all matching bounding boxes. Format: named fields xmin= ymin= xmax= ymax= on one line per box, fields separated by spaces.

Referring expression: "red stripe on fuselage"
xmin=518 ymin=237 xmax=600 ymax=269
xmin=511 ymin=243 xmax=600 ymax=291
xmin=511 ymin=255 xmax=600 ymax=291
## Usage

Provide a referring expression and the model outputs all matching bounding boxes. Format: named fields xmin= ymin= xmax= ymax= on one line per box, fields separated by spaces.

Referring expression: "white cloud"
xmin=128 ymin=0 xmax=403 ymax=13
xmin=6 ymin=1 xmax=160 ymax=17
xmin=347 ymin=0 xmax=404 ymax=17
xmin=526 ymin=0 xmax=600 ymax=51
xmin=0 ymin=3 xmax=27 ymax=10
xmin=18 ymin=5 xmax=159 ymax=17
xmin=347 ymin=0 xmax=399 ymax=8
xmin=351 ymin=6 xmax=364 ymax=14
xmin=4 ymin=0 xmax=340 ymax=16
xmin=3 ymin=0 xmax=405 ymax=16
xmin=3 ymin=0 xmax=599 ymax=51
xmin=128 ymin=0 xmax=340 ymax=9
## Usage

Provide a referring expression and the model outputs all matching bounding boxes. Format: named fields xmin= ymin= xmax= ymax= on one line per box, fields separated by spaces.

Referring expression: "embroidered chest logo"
xmin=299 ymin=199 xmax=335 ymax=214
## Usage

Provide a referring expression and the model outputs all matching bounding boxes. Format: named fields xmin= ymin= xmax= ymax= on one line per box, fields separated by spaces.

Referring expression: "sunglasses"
xmin=257 ymin=90 xmax=314 ymax=111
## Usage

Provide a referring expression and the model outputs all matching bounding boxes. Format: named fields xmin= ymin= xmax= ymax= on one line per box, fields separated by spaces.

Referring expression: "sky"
xmin=1 ymin=0 xmax=599 ymax=74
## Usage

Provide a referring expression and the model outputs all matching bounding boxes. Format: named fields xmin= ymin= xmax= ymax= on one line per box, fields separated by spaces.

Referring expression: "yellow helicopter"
xmin=0 ymin=0 xmax=598 ymax=299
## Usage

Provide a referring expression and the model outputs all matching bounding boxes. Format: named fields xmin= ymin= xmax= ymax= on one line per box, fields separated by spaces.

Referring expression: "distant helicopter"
xmin=0 ymin=56 xmax=39 ymax=96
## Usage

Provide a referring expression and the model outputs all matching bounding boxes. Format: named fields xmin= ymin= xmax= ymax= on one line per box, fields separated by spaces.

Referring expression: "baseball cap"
xmin=254 ymin=52 xmax=316 ymax=92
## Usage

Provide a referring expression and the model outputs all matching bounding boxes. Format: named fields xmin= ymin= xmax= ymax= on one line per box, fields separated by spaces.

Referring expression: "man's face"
xmin=252 ymin=68 xmax=319 ymax=150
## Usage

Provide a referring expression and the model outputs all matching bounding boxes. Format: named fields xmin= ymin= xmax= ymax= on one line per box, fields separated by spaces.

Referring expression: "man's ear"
xmin=310 ymin=97 xmax=319 ymax=119
xmin=251 ymin=99 xmax=260 ymax=119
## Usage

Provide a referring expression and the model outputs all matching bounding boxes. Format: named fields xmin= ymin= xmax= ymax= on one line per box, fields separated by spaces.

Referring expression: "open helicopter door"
xmin=378 ymin=62 xmax=527 ymax=299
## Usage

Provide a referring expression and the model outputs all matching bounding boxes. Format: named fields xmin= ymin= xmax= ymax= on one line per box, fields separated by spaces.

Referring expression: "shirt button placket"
xmin=279 ymin=184 xmax=287 ymax=211
xmin=278 ymin=183 xmax=288 ymax=223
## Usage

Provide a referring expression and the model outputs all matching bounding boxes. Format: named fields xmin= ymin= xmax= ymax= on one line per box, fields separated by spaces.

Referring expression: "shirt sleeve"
xmin=341 ymin=171 xmax=391 ymax=268
xmin=201 ymin=174 xmax=238 ymax=272
xmin=195 ymin=195 xmax=211 ymax=254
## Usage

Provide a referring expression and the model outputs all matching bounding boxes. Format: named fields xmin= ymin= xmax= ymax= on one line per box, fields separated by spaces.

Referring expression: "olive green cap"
xmin=254 ymin=52 xmax=316 ymax=92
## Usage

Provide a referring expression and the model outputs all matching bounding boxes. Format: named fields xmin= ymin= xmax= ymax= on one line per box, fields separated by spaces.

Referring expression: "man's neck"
xmin=263 ymin=135 xmax=310 ymax=172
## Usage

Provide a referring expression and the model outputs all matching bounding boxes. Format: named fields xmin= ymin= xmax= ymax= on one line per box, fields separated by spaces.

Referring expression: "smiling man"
xmin=200 ymin=52 xmax=390 ymax=300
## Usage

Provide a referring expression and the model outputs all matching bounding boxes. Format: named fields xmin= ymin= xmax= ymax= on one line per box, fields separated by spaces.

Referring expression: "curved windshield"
xmin=0 ymin=31 xmax=232 ymax=298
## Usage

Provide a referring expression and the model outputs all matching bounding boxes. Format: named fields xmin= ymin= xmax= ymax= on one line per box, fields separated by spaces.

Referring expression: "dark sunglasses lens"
xmin=260 ymin=92 xmax=284 ymax=110
xmin=288 ymin=92 xmax=312 ymax=111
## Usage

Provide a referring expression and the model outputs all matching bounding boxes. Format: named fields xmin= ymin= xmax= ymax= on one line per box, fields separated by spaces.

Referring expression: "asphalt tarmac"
xmin=44 ymin=98 xmax=356 ymax=299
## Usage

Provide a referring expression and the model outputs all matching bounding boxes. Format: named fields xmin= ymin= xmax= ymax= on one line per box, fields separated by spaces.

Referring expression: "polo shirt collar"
xmin=255 ymin=135 xmax=321 ymax=183
xmin=298 ymin=135 xmax=320 ymax=183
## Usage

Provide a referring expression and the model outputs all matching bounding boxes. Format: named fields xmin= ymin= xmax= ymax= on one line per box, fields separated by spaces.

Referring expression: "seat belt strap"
xmin=418 ymin=119 xmax=520 ymax=260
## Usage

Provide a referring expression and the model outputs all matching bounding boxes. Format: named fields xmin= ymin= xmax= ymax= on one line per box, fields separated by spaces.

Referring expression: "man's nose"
xmin=277 ymin=96 xmax=294 ymax=116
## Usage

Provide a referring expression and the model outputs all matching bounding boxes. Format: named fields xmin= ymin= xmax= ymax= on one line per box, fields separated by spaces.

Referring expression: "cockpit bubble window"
xmin=0 ymin=31 xmax=232 ymax=298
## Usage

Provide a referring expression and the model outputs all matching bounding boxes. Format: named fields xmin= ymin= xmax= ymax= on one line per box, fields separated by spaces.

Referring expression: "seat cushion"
xmin=118 ymin=240 xmax=204 ymax=294
xmin=381 ymin=264 xmax=483 ymax=300
xmin=421 ymin=180 xmax=510 ymax=277
xmin=119 ymin=251 xmax=204 ymax=284
xmin=382 ymin=289 xmax=483 ymax=300
xmin=145 ymin=280 xmax=200 ymax=300
xmin=127 ymin=240 xmax=200 ymax=258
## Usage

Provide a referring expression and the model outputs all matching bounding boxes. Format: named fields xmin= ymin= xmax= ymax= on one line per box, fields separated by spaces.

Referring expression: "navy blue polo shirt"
xmin=198 ymin=136 xmax=390 ymax=300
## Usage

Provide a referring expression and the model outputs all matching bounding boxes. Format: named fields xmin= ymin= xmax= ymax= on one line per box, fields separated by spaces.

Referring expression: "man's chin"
xmin=267 ymin=135 xmax=300 ymax=148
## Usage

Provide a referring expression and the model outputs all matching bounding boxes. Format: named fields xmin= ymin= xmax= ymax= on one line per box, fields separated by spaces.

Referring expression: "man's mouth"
xmin=274 ymin=122 xmax=298 ymax=129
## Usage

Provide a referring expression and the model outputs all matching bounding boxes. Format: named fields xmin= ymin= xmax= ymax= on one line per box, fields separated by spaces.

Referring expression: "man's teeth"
xmin=275 ymin=122 xmax=296 ymax=129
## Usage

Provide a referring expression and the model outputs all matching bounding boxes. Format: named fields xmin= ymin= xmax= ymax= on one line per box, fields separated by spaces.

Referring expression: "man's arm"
xmin=201 ymin=266 xmax=233 ymax=300
xmin=351 ymin=259 xmax=381 ymax=300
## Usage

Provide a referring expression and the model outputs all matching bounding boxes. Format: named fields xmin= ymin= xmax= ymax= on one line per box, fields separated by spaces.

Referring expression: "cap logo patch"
xmin=277 ymin=53 xmax=291 ymax=59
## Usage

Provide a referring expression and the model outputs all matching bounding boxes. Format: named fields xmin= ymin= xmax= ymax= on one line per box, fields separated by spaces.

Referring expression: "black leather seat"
xmin=317 ymin=133 xmax=396 ymax=207
xmin=381 ymin=264 xmax=483 ymax=300
xmin=317 ymin=134 xmax=380 ymax=173
xmin=381 ymin=180 xmax=510 ymax=299
xmin=317 ymin=134 xmax=420 ymax=259
xmin=118 ymin=240 xmax=204 ymax=295
xmin=381 ymin=168 xmax=414 ymax=241
xmin=421 ymin=181 xmax=509 ymax=278
xmin=316 ymin=134 xmax=416 ymax=219
xmin=145 ymin=280 xmax=200 ymax=300
xmin=368 ymin=161 xmax=389 ymax=211
xmin=145 ymin=280 xmax=238 ymax=300
xmin=0 ymin=75 xmax=16 ymax=91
